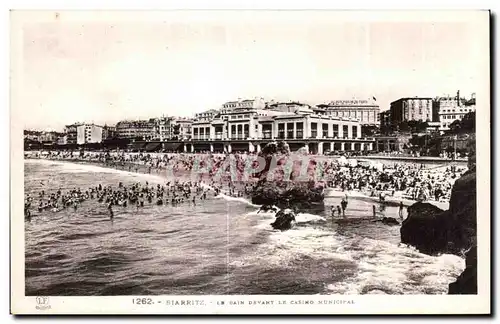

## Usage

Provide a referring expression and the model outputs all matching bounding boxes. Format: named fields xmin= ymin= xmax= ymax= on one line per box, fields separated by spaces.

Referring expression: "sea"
xmin=24 ymin=159 xmax=465 ymax=296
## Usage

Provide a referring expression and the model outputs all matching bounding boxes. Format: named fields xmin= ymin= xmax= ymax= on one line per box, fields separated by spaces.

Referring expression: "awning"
xmin=128 ymin=142 xmax=145 ymax=150
xmin=162 ymin=143 xmax=183 ymax=151
xmin=144 ymin=143 xmax=161 ymax=152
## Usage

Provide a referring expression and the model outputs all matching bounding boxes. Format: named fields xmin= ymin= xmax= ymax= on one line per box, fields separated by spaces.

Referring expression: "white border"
xmin=6 ymin=3 xmax=494 ymax=319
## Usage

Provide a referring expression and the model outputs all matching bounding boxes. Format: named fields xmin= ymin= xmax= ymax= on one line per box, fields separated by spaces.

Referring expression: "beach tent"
xmin=337 ymin=156 xmax=348 ymax=166
xmin=373 ymin=162 xmax=384 ymax=171
xmin=347 ymin=159 xmax=358 ymax=167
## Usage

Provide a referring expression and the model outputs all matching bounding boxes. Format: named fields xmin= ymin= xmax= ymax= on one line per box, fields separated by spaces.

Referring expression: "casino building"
xmin=181 ymin=98 xmax=376 ymax=154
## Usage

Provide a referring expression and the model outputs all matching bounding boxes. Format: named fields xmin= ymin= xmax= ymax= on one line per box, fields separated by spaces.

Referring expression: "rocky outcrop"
xmin=446 ymin=169 xmax=477 ymax=252
xmin=250 ymin=141 xmax=325 ymax=212
xmin=400 ymin=169 xmax=476 ymax=256
xmin=270 ymin=209 xmax=296 ymax=231
xmin=448 ymin=245 xmax=477 ymax=294
xmin=400 ymin=202 xmax=449 ymax=255
xmin=377 ymin=217 xmax=400 ymax=226
xmin=399 ymin=159 xmax=477 ymax=294
xmin=251 ymin=179 xmax=325 ymax=209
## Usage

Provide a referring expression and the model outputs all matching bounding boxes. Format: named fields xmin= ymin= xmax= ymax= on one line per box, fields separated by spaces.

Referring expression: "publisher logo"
xmin=35 ymin=296 xmax=51 ymax=310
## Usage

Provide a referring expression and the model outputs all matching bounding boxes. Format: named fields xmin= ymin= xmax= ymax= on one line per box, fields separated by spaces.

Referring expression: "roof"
xmin=390 ymin=97 xmax=433 ymax=104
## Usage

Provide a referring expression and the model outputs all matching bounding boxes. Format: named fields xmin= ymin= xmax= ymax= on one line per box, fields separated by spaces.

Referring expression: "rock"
xmin=449 ymin=245 xmax=477 ymax=294
xmin=400 ymin=202 xmax=448 ymax=255
xmin=447 ymin=169 xmax=477 ymax=252
xmin=250 ymin=141 xmax=324 ymax=210
xmin=257 ymin=204 xmax=279 ymax=213
xmin=379 ymin=217 xmax=400 ymax=226
xmin=400 ymin=168 xmax=476 ymax=256
xmin=271 ymin=209 xmax=296 ymax=231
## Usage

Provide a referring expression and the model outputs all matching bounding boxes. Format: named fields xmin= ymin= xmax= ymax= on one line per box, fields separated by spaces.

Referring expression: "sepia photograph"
xmin=10 ymin=9 xmax=490 ymax=315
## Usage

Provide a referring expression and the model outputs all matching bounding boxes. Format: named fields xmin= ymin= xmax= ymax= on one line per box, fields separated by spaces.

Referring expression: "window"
xmin=237 ymin=124 xmax=243 ymax=139
xmin=286 ymin=123 xmax=294 ymax=139
xmin=262 ymin=124 xmax=272 ymax=139
xmin=244 ymin=124 xmax=249 ymax=138
xmin=332 ymin=125 xmax=339 ymax=138
xmin=342 ymin=125 xmax=348 ymax=138
xmin=296 ymin=122 xmax=303 ymax=138
xmin=311 ymin=122 xmax=317 ymax=138
xmin=278 ymin=123 xmax=285 ymax=139
xmin=322 ymin=124 xmax=328 ymax=138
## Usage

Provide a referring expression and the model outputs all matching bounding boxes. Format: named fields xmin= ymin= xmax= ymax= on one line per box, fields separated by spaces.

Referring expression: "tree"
xmin=460 ymin=112 xmax=475 ymax=133
xmin=449 ymin=120 xmax=462 ymax=133
xmin=398 ymin=121 xmax=410 ymax=133
xmin=172 ymin=124 xmax=181 ymax=136
xmin=361 ymin=125 xmax=380 ymax=137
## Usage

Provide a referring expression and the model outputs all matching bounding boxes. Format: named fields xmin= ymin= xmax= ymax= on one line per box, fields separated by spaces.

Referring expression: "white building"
xmin=75 ymin=124 xmax=104 ymax=144
xmin=188 ymin=99 xmax=371 ymax=154
xmin=436 ymin=92 xmax=476 ymax=131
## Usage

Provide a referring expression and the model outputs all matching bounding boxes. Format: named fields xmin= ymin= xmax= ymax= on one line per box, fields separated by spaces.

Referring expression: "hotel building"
xmin=435 ymin=92 xmax=476 ymax=131
xmin=115 ymin=119 xmax=156 ymax=140
xmin=314 ymin=99 xmax=380 ymax=126
xmin=64 ymin=123 xmax=104 ymax=145
xmin=389 ymin=97 xmax=435 ymax=130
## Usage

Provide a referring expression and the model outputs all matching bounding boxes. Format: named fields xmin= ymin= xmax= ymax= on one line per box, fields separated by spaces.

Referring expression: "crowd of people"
xmin=317 ymin=159 xmax=465 ymax=203
xmin=25 ymin=179 xmax=227 ymax=220
xmin=25 ymin=149 xmax=467 ymax=220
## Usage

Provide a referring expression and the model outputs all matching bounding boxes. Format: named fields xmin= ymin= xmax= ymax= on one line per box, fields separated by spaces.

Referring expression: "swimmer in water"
xmin=107 ymin=201 xmax=114 ymax=216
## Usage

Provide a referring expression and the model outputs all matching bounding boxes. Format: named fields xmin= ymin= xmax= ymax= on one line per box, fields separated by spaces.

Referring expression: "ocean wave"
xmin=245 ymin=207 xmax=464 ymax=295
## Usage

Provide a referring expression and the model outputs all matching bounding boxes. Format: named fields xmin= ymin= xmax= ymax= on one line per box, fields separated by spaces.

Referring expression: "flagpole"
xmin=453 ymin=135 xmax=457 ymax=160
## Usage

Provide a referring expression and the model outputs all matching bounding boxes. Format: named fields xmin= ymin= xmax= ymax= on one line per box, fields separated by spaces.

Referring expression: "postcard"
xmin=10 ymin=9 xmax=490 ymax=315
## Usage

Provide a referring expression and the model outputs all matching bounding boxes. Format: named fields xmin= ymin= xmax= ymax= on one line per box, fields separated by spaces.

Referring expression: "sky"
xmin=14 ymin=11 xmax=488 ymax=131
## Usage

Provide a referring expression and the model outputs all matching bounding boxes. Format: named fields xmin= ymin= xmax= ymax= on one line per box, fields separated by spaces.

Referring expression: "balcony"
xmin=230 ymin=134 xmax=247 ymax=140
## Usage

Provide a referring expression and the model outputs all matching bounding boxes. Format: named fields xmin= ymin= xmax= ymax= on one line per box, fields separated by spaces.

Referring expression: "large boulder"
xmin=400 ymin=202 xmax=449 ymax=255
xmin=446 ymin=169 xmax=477 ymax=252
xmin=251 ymin=179 xmax=324 ymax=209
xmin=271 ymin=209 xmax=296 ymax=231
xmin=250 ymin=141 xmax=325 ymax=211
xmin=399 ymin=141 xmax=477 ymax=295
xmin=448 ymin=245 xmax=477 ymax=294
xmin=400 ymin=166 xmax=476 ymax=256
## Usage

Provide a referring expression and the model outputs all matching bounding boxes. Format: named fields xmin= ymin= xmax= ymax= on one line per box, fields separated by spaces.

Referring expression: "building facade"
xmin=389 ymin=97 xmax=434 ymax=130
xmin=115 ymin=120 xmax=155 ymax=140
xmin=314 ymin=99 xmax=380 ymax=126
xmin=170 ymin=117 xmax=193 ymax=141
xmin=102 ymin=125 xmax=116 ymax=140
xmin=221 ymin=98 xmax=266 ymax=113
xmin=435 ymin=92 xmax=476 ymax=131
xmin=187 ymin=99 xmax=373 ymax=154
xmin=64 ymin=124 xmax=79 ymax=144
xmin=64 ymin=123 xmax=104 ymax=145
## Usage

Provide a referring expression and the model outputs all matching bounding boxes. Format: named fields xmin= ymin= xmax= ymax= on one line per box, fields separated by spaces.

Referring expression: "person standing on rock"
xmin=399 ymin=201 xmax=405 ymax=219
xmin=341 ymin=197 xmax=348 ymax=218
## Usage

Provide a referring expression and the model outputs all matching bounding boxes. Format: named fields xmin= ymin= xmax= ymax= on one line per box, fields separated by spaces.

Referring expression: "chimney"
xmin=457 ymin=90 xmax=460 ymax=106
